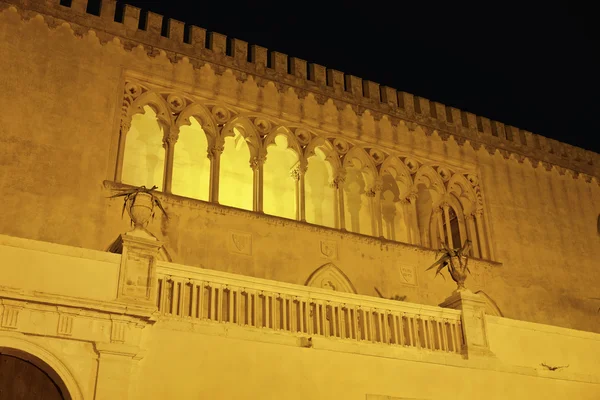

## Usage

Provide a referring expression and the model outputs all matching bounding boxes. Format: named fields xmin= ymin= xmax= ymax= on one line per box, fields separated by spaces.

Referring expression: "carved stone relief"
xmin=228 ymin=231 xmax=252 ymax=255
xmin=319 ymin=239 xmax=338 ymax=260
xmin=305 ymin=263 xmax=357 ymax=294
xmin=398 ymin=264 xmax=417 ymax=286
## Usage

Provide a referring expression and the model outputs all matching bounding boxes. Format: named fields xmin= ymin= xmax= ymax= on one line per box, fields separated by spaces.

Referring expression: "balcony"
xmin=155 ymin=261 xmax=464 ymax=354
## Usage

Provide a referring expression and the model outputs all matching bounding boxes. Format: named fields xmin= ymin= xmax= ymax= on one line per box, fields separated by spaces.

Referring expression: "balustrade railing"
xmin=156 ymin=262 xmax=464 ymax=354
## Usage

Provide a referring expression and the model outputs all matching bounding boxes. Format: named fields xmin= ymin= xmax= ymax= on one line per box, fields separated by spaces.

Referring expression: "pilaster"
xmin=439 ymin=290 xmax=494 ymax=359
xmin=93 ymin=342 xmax=144 ymax=400
xmin=117 ymin=230 xmax=163 ymax=306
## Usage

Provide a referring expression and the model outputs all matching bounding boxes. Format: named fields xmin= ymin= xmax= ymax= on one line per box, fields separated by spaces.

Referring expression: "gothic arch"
xmin=127 ymin=91 xmax=172 ymax=129
xmin=0 ymin=336 xmax=83 ymax=400
xmin=263 ymin=125 xmax=302 ymax=158
xmin=221 ymin=115 xmax=261 ymax=158
xmin=175 ymin=103 xmax=218 ymax=142
xmin=305 ymin=263 xmax=357 ymax=294
xmin=304 ymin=136 xmax=341 ymax=172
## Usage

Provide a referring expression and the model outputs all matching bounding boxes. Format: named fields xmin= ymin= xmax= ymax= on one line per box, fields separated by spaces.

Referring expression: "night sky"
xmin=117 ymin=1 xmax=599 ymax=154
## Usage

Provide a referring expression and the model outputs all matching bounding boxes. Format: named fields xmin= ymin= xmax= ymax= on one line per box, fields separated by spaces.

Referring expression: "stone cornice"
xmin=1 ymin=0 xmax=598 ymax=181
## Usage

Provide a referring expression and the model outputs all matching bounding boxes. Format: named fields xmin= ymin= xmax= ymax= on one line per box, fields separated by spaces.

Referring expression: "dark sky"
xmin=116 ymin=1 xmax=599 ymax=153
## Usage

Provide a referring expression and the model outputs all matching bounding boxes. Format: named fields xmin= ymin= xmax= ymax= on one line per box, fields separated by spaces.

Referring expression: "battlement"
xmin=5 ymin=0 xmax=599 ymax=178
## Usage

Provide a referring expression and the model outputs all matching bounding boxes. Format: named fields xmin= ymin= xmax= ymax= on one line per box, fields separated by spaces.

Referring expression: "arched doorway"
xmin=0 ymin=349 xmax=71 ymax=400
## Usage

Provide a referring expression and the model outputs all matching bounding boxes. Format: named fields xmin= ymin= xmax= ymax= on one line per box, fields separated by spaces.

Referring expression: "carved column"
xmin=162 ymin=126 xmax=179 ymax=193
xmin=442 ymin=202 xmax=454 ymax=248
xmin=465 ymin=213 xmax=480 ymax=258
xmin=251 ymin=154 xmax=266 ymax=213
xmin=400 ymin=199 xmax=411 ymax=243
xmin=207 ymin=142 xmax=224 ymax=204
xmin=371 ymin=178 xmax=383 ymax=237
xmin=434 ymin=207 xmax=445 ymax=248
xmin=331 ymin=169 xmax=346 ymax=230
xmin=439 ymin=290 xmax=494 ymax=359
xmin=115 ymin=118 xmax=132 ymax=182
xmin=407 ymin=191 xmax=420 ymax=245
xmin=474 ymin=209 xmax=489 ymax=259
xmin=291 ymin=160 xmax=308 ymax=221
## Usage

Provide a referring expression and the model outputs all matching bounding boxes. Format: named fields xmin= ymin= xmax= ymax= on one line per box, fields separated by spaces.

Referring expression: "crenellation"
xmin=380 ymin=86 xmax=397 ymax=107
xmin=70 ymin=0 xmax=86 ymax=14
xmin=327 ymin=69 xmax=344 ymax=92
xmin=415 ymin=97 xmax=430 ymax=117
xmin=2 ymin=0 xmax=596 ymax=177
xmin=398 ymin=92 xmax=414 ymax=115
xmin=99 ymin=0 xmax=115 ymax=21
xmin=122 ymin=4 xmax=139 ymax=31
xmin=209 ymin=31 xmax=227 ymax=55
xmin=290 ymin=57 xmax=307 ymax=79
xmin=309 ymin=63 xmax=326 ymax=85
xmin=362 ymin=80 xmax=380 ymax=101
xmin=480 ymin=117 xmax=492 ymax=136
xmin=146 ymin=12 xmax=163 ymax=36
xmin=466 ymin=113 xmax=478 ymax=132
xmin=493 ymin=121 xmax=506 ymax=140
xmin=515 ymin=129 xmax=526 ymax=146
xmin=345 ymin=75 xmax=363 ymax=98
xmin=167 ymin=18 xmax=184 ymax=42
xmin=250 ymin=44 xmax=267 ymax=67
xmin=188 ymin=25 xmax=206 ymax=50
xmin=270 ymin=51 xmax=288 ymax=74
xmin=231 ymin=38 xmax=248 ymax=62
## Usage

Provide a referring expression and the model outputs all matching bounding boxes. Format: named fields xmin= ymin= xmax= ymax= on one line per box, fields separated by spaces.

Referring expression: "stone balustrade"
xmin=155 ymin=262 xmax=464 ymax=354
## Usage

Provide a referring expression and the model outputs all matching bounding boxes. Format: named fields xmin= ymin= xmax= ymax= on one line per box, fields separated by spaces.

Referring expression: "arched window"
xmin=263 ymin=134 xmax=299 ymax=220
xmin=343 ymin=155 xmax=374 ymax=235
xmin=121 ymin=105 xmax=165 ymax=190
xmin=305 ymin=146 xmax=336 ymax=228
xmin=171 ymin=117 xmax=211 ymax=201
xmin=442 ymin=206 xmax=462 ymax=248
xmin=379 ymin=164 xmax=412 ymax=243
xmin=219 ymin=127 xmax=253 ymax=211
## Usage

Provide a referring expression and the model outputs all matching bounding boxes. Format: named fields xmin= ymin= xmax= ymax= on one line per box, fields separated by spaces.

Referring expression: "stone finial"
xmin=427 ymin=240 xmax=472 ymax=292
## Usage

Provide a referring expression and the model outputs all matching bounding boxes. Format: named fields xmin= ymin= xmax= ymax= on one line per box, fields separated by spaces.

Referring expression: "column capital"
xmin=250 ymin=155 xmax=266 ymax=170
xmin=207 ymin=144 xmax=224 ymax=160
xmin=330 ymin=168 xmax=346 ymax=189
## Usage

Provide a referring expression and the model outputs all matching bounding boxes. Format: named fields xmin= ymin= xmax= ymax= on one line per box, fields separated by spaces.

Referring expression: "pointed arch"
xmin=430 ymin=193 xmax=468 ymax=249
xmin=262 ymin=126 xmax=301 ymax=220
xmin=128 ymin=91 xmax=172 ymax=129
xmin=171 ymin=103 xmax=216 ymax=201
xmin=380 ymin=156 xmax=414 ymax=190
xmin=304 ymin=137 xmax=338 ymax=228
xmin=414 ymin=165 xmax=446 ymax=195
xmin=413 ymin=165 xmax=446 ymax=247
xmin=305 ymin=263 xmax=357 ymax=294
xmin=219 ymin=115 xmax=260 ymax=211
xmin=175 ymin=103 xmax=218 ymax=142
xmin=447 ymin=174 xmax=477 ymax=214
xmin=263 ymin=125 xmax=302 ymax=157
xmin=378 ymin=156 xmax=414 ymax=242
xmin=220 ymin=115 xmax=261 ymax=158
xmin=342 ymin=147 xmax=377 ymax=235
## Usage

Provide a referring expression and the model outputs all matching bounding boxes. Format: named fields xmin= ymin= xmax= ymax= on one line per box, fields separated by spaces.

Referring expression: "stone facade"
xmin=0 ymin=1 xmax=599 ymax=399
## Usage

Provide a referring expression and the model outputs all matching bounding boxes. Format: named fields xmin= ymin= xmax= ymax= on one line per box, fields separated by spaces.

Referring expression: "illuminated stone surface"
xmin=0 ymin=1 xmax=599 ymax=399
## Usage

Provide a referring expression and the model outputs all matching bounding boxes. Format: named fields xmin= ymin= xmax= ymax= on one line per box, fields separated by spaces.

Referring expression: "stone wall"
xmin=0 ymin=1 xmax=598 ymax=335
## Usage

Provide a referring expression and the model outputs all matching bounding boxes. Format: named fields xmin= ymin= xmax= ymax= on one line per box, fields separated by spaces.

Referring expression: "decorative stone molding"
xmin=1 ymin=1 xmax=596 ymax=181
xmin=305 ymin=263 xmax=357 ymax=293
xmin=440 ymin=290 xmax=494 ymax=359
